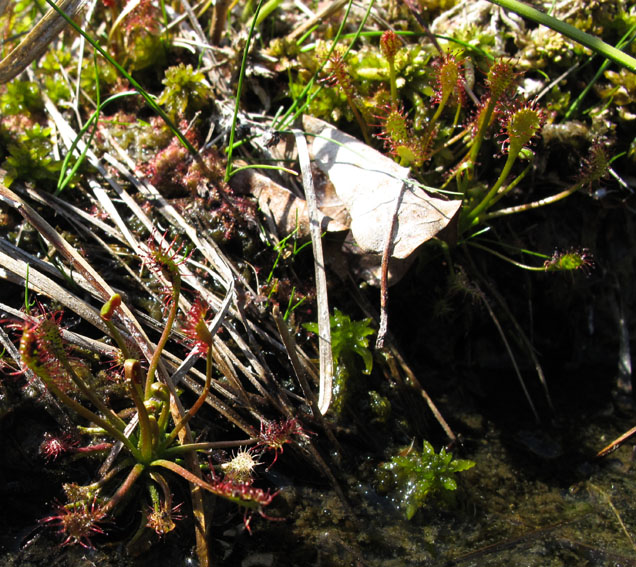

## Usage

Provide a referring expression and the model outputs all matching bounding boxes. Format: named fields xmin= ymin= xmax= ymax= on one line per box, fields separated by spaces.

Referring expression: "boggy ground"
xmin=2 ymin=195 xmax=636 ymax=567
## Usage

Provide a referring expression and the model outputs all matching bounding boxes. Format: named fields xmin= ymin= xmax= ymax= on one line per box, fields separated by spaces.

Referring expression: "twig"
xmin=480 ymin=289 xmax=541 ymax=423
xmin=0 ymin=0 xmax=86 ymax=83
xmin=375 ymin=180 xmax=406 ymax=350
xmin=210 ymin=0 xmax=232 ymax=45
xmin=596 ymin=424 xmax=636 ymax=458
xmin=467 ymin=257 xmax=554 ymax=414
xmin=388 ymin=346 xmax=457 ymax=443
xmin=286 ymin=0 xmax=348 ymax=42
xmin=588 ymin=483 xmax=636 ymax=553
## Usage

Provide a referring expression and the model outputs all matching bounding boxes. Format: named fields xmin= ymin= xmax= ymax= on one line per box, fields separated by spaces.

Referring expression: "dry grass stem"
xmin=0 ymin=0 xmax=86 ymax=83
xmin=292 ymin=129 xmax=333 ymax=415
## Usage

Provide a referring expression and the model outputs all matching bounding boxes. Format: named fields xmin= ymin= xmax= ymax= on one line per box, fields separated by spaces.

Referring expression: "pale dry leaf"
xmin=302 ymin=115 xmax=461 ymax=260
xmin=312 ymin=166 xmax=351 ymax=228
xmin=292 ymin=128 xmax=333 ymax=416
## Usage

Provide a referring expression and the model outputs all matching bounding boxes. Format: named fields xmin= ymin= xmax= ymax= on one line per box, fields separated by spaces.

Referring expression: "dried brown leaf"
xmin=303 ymin=115 xmax=461 ymax=260
xmin=231 ymin=167 xmax=348 ymax=238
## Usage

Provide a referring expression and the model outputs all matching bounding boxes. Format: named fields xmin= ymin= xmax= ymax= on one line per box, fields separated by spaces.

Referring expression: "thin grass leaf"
xmin=488 ymin=0 xmax=636 ymax=72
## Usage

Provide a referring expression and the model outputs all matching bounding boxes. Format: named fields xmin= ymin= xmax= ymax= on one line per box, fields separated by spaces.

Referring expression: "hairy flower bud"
xmin=582 ymin=142 xmax=610 ymax=188
xmin=544 ymin=248 xmax=594 ymax=274
xmin=19 ymin=310 xmax=76 ymax=391
xmin=380 ymin=30 xmax=400 ymax=62
xmin=182 ymin=299 xmax=213 ymax=354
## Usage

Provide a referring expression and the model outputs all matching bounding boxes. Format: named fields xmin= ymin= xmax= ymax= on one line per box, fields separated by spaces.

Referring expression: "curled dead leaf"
xmin=241 ymin=117 xmax=461 ymax=285
xmin=303 ymin=115 xmax=461 ymax=259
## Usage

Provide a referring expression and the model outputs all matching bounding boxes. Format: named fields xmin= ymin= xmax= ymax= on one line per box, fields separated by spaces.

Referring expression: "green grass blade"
xmin=487 ymin=0 xmax=636 ymax=72
xmin=42 ymin=0 xmax=198 ymax=156
xmin=225 ymin=0 xmax=266 ymax=181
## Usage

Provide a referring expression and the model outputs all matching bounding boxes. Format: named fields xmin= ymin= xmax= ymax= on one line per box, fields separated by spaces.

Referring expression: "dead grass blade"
xmin=0 ymin=0 xmax=85 ymax=83
xmin=0 ymin=248 xmax=108 ymax=332
xmin=0 ymin=178 xmax=154 ymax=356
xmin=292 ymin=128 xmax=333 ymax=415
xmin=286 ymin=0 xmax=348 ymax=42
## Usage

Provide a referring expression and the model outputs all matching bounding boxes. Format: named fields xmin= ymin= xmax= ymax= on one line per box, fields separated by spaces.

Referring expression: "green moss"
xmin=98 ymin=113 xmax=172 ymax=161
xmin=2 ymin=0 xmax=39 ymax=38
xmin=125 ymin=31 xmax=164 ymax=72
xmin=304 ymin=309 xmax=375 ymax=415
xmin=43 ymin=76 xmax=72 ymax=105
xmin=601 ymin=67 xmax=636 ymax=107
xmin=329 ymin=309 xmax=375 ymax=373
xmin=1 ymin=124 xmax=61 ymax=188
xmin=158 ymin=64 xmax=213 ymax=120
xmin=37 ymin=50 xmax=73 ymax=104
xmin=379 ymin=441 xmax=475 ymax=520
xmin=78 ymin=60 xmax=122 ymax=102
xmin=368 ymin=390 xmax=391 ymax=424
xmin=296 ymin=79 xmax=349 ymax=123
xmin=0 ymin=81 xmax=43 ymax=116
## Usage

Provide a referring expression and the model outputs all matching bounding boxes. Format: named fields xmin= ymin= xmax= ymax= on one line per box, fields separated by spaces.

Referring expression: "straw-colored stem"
xmin=166 ymin=346 xmax=213 ymax=444
xmin=145 ymin=276 xmax=180 ymax=399
xmin=485 ymin=182 xmax=583 ymax=220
